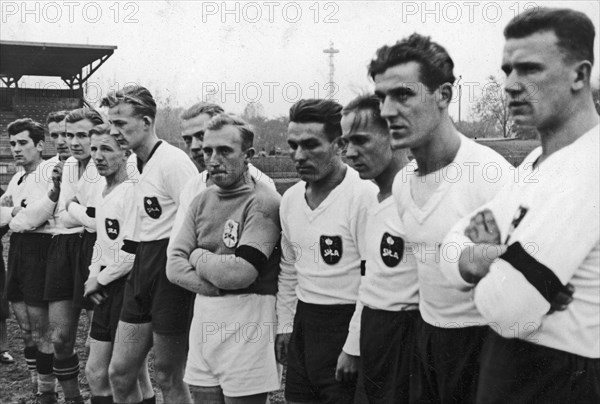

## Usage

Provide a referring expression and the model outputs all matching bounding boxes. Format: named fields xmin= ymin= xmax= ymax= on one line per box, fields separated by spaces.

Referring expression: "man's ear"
xmin=437 ymin=83 xmax=454 ymax=108
xmin=36 ymin=140 xmax=45 ymax=153
xmin=142 ymin=115 xmax=153 ymax=128
xmin=245 ymin=147 xmax=255 ymax=161
xmin=571 ymin=60 xmax=592 ymax=91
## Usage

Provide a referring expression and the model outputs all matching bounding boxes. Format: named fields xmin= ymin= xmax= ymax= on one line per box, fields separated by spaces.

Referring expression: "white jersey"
xmin=442 ymin=125 xmax=600 ymax=358
xmin=392 ymin=134 xmax=513 ymax=327
xmin=60 ymin=157 xmax=105 ymax=233
xmin=171 ymin=163 xmax=276 ymax=243
xmin=1 ymin=159 xmax=58 ymax=233
xmin=344 ymin=196 xmax=419 ymax=355
xmin=276 ymin=165 xmax=377 ymax=344
xmin=133 ymin=141 xmax=197 ymax=242
xmin=89 ymin=181 xmax=137 ymax=286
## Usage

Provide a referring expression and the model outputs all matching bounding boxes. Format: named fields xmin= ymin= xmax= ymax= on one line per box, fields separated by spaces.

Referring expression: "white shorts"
xmin=184 ymin=293 xmax=282 ymax=397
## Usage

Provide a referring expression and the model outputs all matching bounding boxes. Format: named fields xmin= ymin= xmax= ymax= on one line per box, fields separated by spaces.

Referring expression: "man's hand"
xmin=11 ymin=206 xmax=22 ymax=217
xmin=548 ymin=283 xmax=575 ymax=314
xmin=84 ymin=276 xmax=101 ymax=296
xmin=459 ymin=243 xmax=507 ymax=284
xmin=465 ymin=209 xmax=502 ymax=244
xmin=87 ymin=291 xmax=107 ymax=305
xmin=48 ymin=161 xmax=64 ymax=202
xmin=335 ymin=351 xmax=359 ymax=384
xmin=0 ymin=195 xmax=13 ymax=207
xmin=275 ymin=333 xmax=292 ymax=365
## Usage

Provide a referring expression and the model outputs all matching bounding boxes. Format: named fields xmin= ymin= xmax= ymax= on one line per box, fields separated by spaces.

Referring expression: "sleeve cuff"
xmin=440 ymin=234 xmax=477 ymax=290
xmin=342 ymin=330 xmax=360 ymax=356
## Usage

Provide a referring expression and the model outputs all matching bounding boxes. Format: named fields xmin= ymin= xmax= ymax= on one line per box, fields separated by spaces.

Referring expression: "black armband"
xmin=360 ymin=260 xmax=366 ymax=276
xmin=85 ymin=207 xmax=96 ymax=218
xmin=235 ymin=245 xmax=268 ymax=272
xmin=500 ymin=242 xmax=569 ymax=303
xmin=122 ymin=239 xmax=139 ymax=254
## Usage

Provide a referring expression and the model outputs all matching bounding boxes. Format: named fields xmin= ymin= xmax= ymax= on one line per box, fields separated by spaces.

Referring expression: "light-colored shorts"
xmin=184 ymin=293 xmax=282 ymax=397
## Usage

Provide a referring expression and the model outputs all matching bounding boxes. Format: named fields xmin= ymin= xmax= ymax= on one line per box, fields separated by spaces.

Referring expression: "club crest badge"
xmin=506 ymin=205 xmax=528 ymax=243
xmin=222 ymin=219 xmax=239 ymax=248
xmin=143 ymin=196 xmax=162 ymax=219
xmin=320 ymin=235 xmax=342 ymax=265
xmin=105 ymin=218 xmax=120 ymax=240
xmin=380 ymin=232 xmax=404 ymax=267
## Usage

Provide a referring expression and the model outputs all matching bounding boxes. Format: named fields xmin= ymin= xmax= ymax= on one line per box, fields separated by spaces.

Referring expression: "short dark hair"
xmin=65 ymin=108 xmax=104 ymax=126
xmin=342 ymin=94 xmax=387 ymax=135
xmin=181 ymin=102 xmax=224 ymax=121
xmin=7 ymin=118 xmax=45 ymax=145
xmin=205 ymin=114 xmax=254 ymax=150
xmin=368 ymin=33 xmax=456 ymax=91
xmin=101 ymin=85 xmax=157 ymax=119
xmin=289 ymin=99 xmax=343 ymax=142
xmin=504 ymin=7 xmax=595 ymax=65
xmin=46 ymin=110 xmax=69 ymax=125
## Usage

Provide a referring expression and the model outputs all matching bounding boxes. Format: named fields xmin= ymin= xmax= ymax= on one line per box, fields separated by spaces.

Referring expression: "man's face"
xmin=90 ymin=133 xmax=127 ymax=178
xmin=181 ymin=113 xmax=212 ymax=170
xmin=341 ymin=111 xmax=393 ymax=180
xmin=10 ymin=130 xmax=43 ymax=167
xmin=47 ymin=119 xmax=70 ymax=161
xmin=107 ymin=103 xmax=148 ymax=152
xmin=203 ymin=125 xmax=249 ymax=189
xmin=374 ymin=61 xmax=442 ymax=150
xmin=502 ymin=31 xmax=574 ymax=130
xmin=287 ymin=122 xmax=341 ymax=183
xmin=66 ymin=119 xmax=93 ymax=161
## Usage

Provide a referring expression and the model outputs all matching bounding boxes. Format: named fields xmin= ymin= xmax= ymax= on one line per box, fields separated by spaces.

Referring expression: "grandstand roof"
xmin=0 ymin=40 xmax=117 ymax=88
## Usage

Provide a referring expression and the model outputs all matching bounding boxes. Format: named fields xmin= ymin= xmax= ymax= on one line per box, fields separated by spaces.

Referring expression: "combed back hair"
xmin=89 ymin=123 xmax=111 ymax=137
xmin=100 ymin=85 xmax=157 ymax=119
xmin=206 ymin=114 xmax=254 ymax=150
xmin=65 ymin=108 xmax=104 ymax=126
xmin=7 ymin=118 xmax=45 ymax=145
xmin=181 ymin=102 xmax=224 ymax=120
xmin=342 ymin=94 xmax=388 ymax=135
xmin=368 ymin=33 xmax=456 ymax=91
xmin=289 ymin=99 xmax=343 ymax=142
xmin=46 ymin=110 xmax=69 ymax=124
xmin=504 ymin=7 xmax=595 ymax=66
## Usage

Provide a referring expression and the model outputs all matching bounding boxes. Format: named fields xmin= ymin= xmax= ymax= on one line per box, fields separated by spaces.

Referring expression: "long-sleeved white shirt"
xmin=392 ymin=134 xmax=513 ymax=328
xmin=276 ymin=165 xmax=377 ymax=350
xmin=441 ymin=125 xmax=599 ymax=358
xmin=88 ymin=180 xmax=137 ymax=286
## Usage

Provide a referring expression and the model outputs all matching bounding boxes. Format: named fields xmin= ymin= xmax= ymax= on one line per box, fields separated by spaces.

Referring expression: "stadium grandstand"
xmin=0 ymin=40 xmax=116 ymax=185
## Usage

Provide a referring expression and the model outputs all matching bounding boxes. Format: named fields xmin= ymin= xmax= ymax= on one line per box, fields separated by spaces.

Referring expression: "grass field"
xmin=1 ymin=138 xmax=540 ymax=403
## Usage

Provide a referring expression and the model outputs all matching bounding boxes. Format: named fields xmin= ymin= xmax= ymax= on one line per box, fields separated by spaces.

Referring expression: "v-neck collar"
xmin=302 ymin=165 xmax=351 ymax=221
xmin=137 ymin=140 xmax=162 ymax=174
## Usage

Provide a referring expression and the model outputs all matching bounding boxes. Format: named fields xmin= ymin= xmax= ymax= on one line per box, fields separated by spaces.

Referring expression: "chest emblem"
xmin=143 ymin=197 xmax=162 ymax=219
xmin=320 ymin=235 xmax=342 ymax=265
xmin=380 ymin=232 xmax=404 ymax=267
xmin=222 ymin=219 xmax=239 ymax=248
xmin=105 ymin=218 xmax=120 ymax=240
xmin=20 ymin=199 xmax=27 ymax=208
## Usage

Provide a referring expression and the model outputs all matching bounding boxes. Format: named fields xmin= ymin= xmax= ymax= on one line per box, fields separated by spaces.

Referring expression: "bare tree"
xmin=472 ymin=76 xmax=513 ymax=138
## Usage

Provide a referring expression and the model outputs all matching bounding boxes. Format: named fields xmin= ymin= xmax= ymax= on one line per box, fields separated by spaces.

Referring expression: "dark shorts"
xmin=360 ymin=308 xmax=419 ymax=404
xmin=477 ymin=331 xmax=600 ymax=404
xmin=285 ymin=300 xmax=357 ymax=404
xmin=44 ymin=233 xmax=82 ymax=303
xmin=413 ymin=317 xmax=488 ymax=404
xmin=7 ymin=232 xmax=53 ymax=307
xmin=75 ymin=230 xmax=96 ymax=310
xmin=0 ymin=241 xmax=9 ymax=320
xmin=119 ymin=239 xmax=194 ymax=335
xmin=90 ymin=275 xmax=127 ymax=343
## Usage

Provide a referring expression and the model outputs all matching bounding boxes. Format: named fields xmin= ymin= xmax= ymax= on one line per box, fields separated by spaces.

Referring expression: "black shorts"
xmin=119 ymin=239 xmax=194 ymax=335
xmin=7 ymin=232 xmax=53 ymax=307
xmin=285 ymin=300 xmax=357 ymax=404
xmin=75 ymin=230 xmax=96 ymax=310
xmin=90 ymin=275 xmax=127 ymax=343
xmin=477 ymin=331 xmax=600 ymax=404
xmin=413 ymin=317 xmax=488 ymax=404
xmin=0 ymin=240 xmax=9 ymax=320
xmin=360 ymin=308 xmax=419 ymax=404
xmin=44 ymin=233 xmax=82 ymax=303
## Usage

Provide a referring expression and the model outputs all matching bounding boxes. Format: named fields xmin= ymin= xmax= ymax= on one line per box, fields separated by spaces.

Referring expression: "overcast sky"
xmin=2 ymin=1 xmax=599 ymax=119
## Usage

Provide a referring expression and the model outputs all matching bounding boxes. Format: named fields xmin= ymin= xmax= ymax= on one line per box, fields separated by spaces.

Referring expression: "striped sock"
xmin=53 ymin=353 xmax=80 ymax=382
xmin=24 ymin=346 xmax=38 ymax=393
xmin=90 ymin=396 xmax=113 ymax=404
xmin=36 ymin=351 xmax=56 ymax=394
